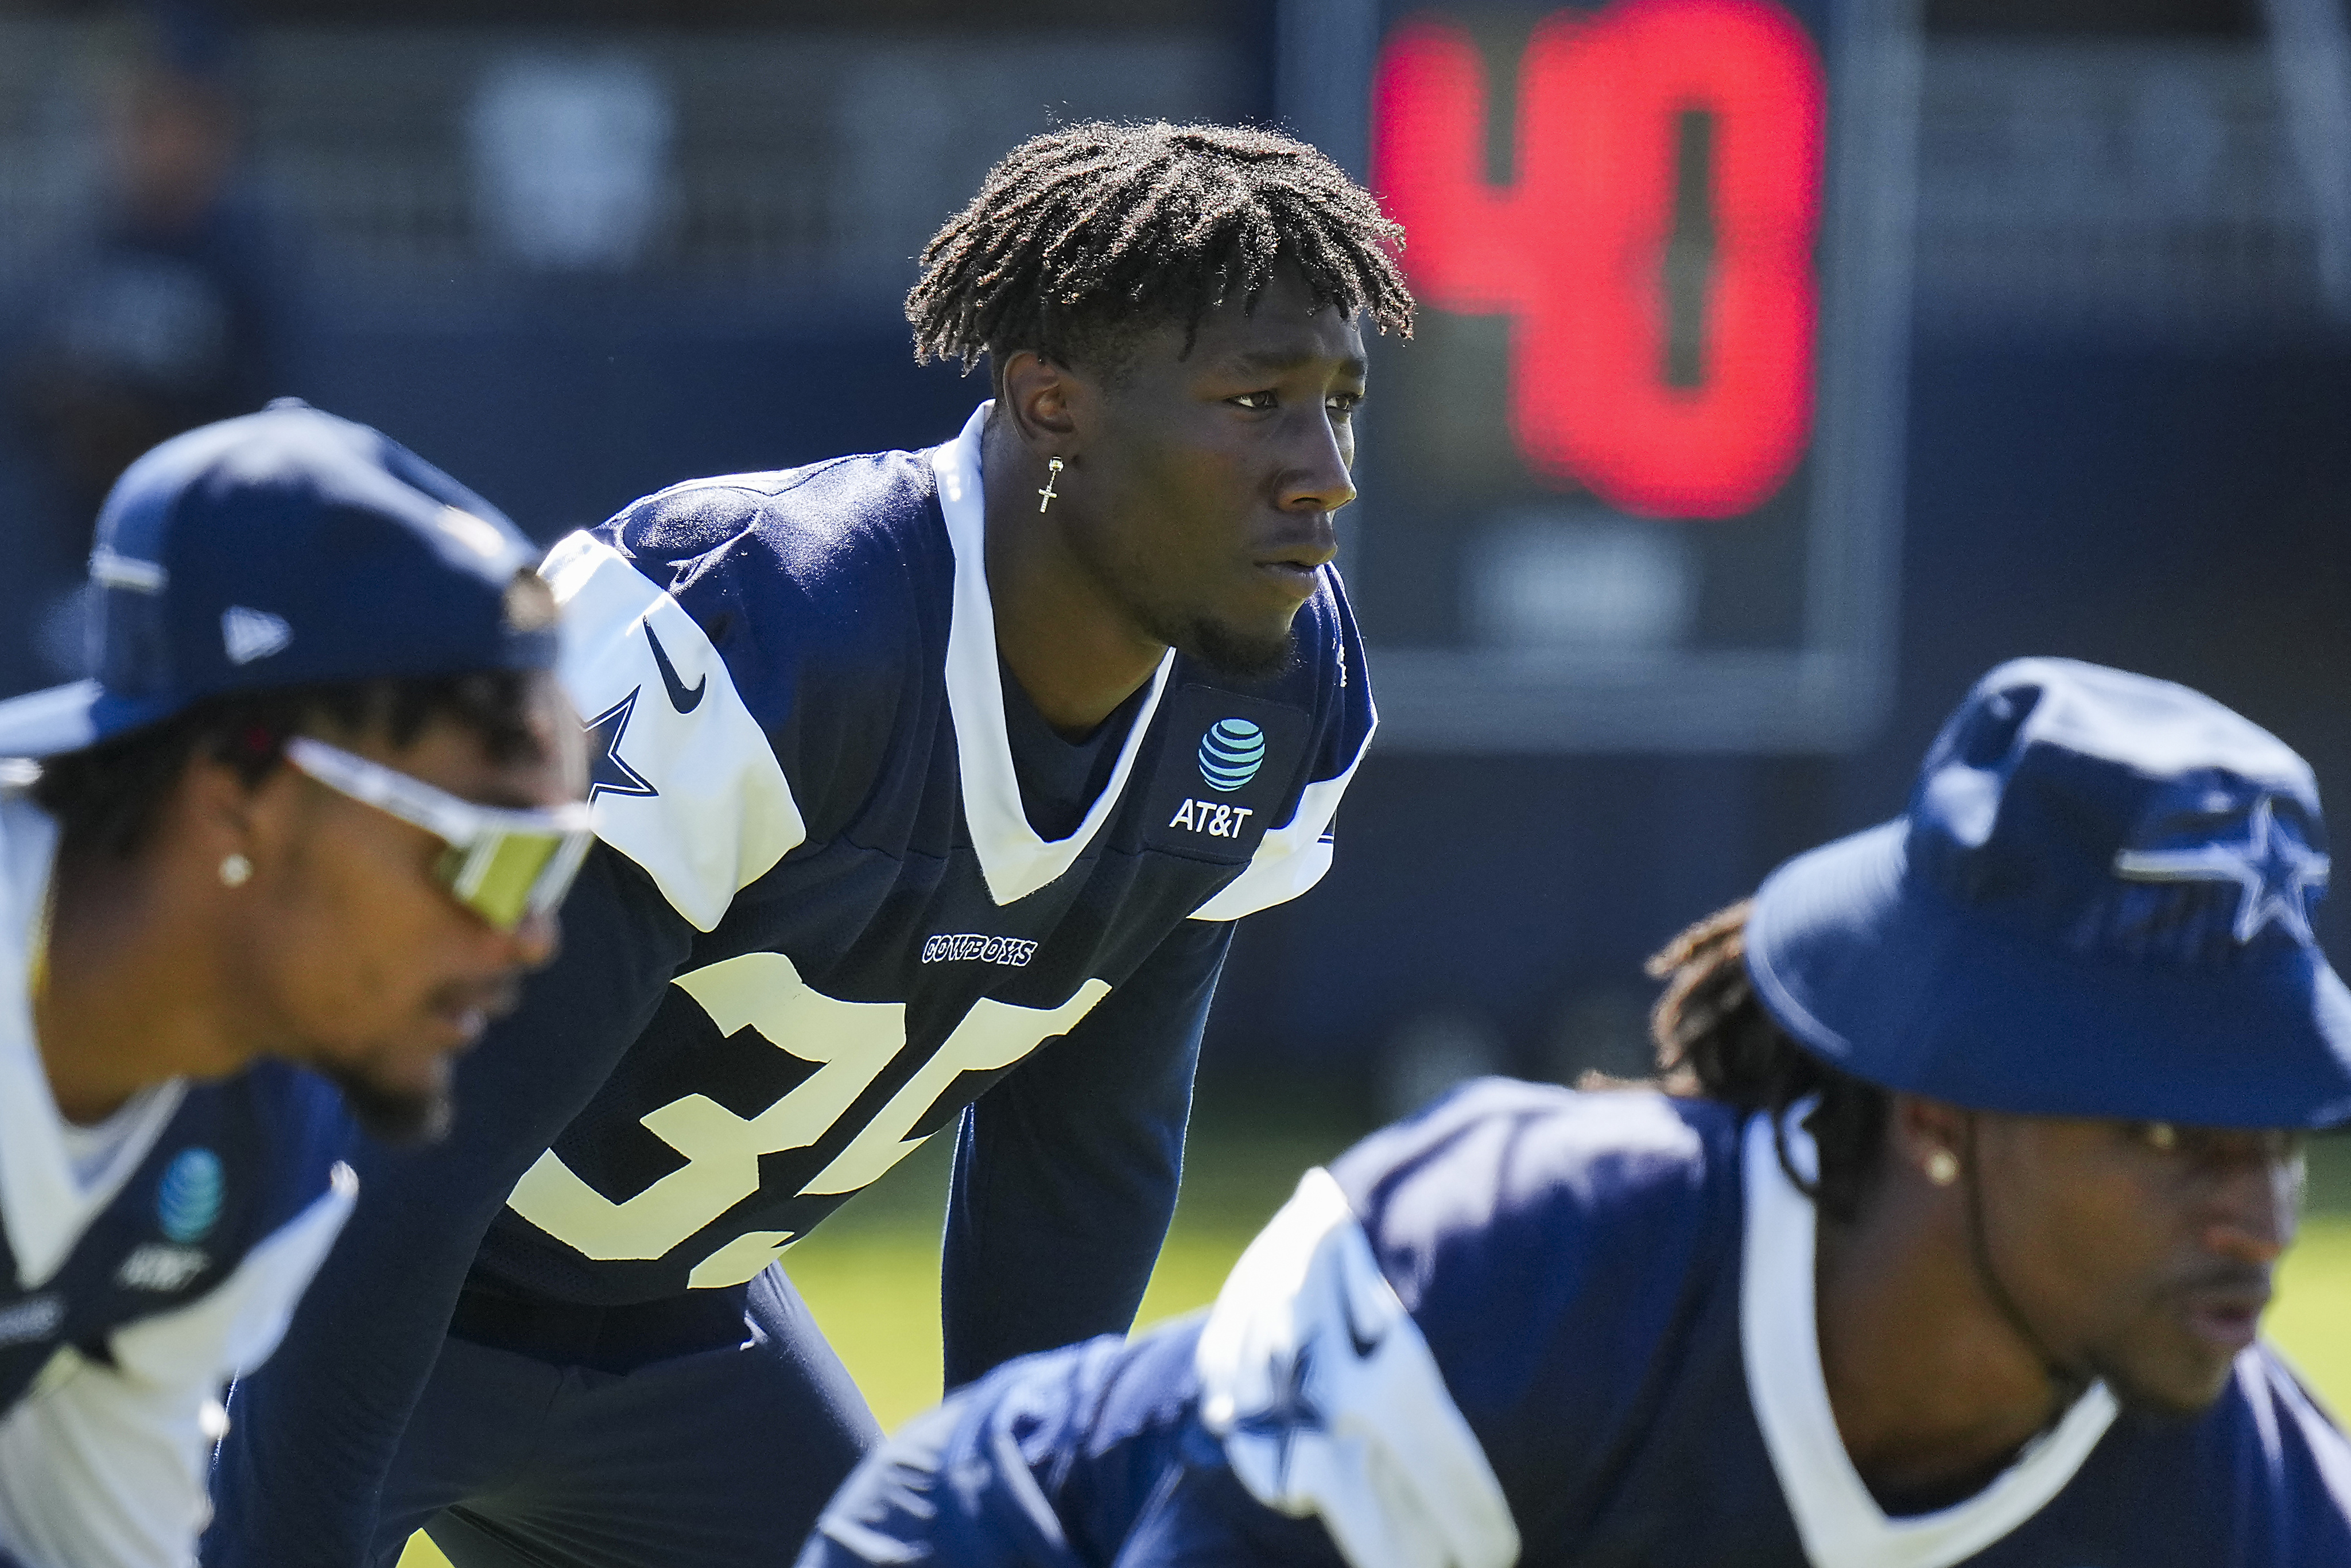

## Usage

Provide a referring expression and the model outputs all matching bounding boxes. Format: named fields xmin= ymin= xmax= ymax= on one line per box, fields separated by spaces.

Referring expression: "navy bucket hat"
xmin=0 ymin=399 xmax=550 ymax=759
xmin=1745 ymin=657 xmax=2351 ymax=1130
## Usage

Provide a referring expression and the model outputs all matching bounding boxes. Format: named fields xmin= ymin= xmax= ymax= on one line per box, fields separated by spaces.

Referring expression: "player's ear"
xmin=997 ymin=348 xmax=1085 ymax=455
xmin=1887 ymin=1093 xmax=1970 ymax=1192
xmin=175 ymin=742 xmax=285 ymax=885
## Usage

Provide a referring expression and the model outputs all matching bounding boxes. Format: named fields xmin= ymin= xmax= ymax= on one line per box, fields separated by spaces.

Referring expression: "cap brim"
xmin=0 ymin=681 xmax=179 ymax=760
xmin=1745 ymin=821 xmax=2351 ymax=1130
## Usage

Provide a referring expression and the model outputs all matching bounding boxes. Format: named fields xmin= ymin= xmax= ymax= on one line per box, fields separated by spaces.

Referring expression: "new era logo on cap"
xmin=223 ymin=607 xmax=293 ymax=665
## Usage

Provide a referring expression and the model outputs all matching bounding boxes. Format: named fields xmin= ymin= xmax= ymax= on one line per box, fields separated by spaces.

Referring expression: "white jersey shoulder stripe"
xmin=543 ymin=532 xmax=806 ymax=932
xmin=1194 ymin=1167 xmax=1519 ymax=1568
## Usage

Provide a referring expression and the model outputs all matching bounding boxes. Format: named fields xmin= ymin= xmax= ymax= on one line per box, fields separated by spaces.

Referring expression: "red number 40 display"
xmin=1373 ymin=0 xmax=1824 ymax=519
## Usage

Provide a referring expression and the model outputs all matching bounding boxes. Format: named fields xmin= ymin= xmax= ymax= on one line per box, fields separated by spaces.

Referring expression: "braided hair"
xmin=1647 ymin=900 xmax=1890 ymax=1222
xmin=906 ymin=121 xmax=1413 ymax=378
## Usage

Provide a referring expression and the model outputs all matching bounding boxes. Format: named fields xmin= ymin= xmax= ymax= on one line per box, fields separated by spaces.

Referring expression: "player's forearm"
xmin=940 ymin=922 xmax=1231 ymax=1386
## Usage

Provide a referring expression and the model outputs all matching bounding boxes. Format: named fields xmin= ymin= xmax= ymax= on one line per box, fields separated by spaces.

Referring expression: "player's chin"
xmin=2100 ymin=1333 xmax=2244 ymax=1419
xmin=324 ymin=1051 xmax=455 ymax=1146
xmin=1177 ymin=610 xmax=1300 ymax=685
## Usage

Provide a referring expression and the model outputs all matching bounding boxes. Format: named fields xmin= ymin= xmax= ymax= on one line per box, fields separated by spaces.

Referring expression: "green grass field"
xmin=399 ymin=1120 xmax=2351 ymax=1567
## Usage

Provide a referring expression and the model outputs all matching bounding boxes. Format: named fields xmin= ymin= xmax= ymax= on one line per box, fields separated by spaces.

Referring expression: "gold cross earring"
xmin=1037 ymin=457 xmax=1065 ymax=513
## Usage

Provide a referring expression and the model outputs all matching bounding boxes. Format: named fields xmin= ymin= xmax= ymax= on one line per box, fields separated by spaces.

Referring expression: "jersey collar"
xmin=0 ymin=792 xmax=185 ymax=1289
xmin=930 ymin=401 xmax=1174 ymax=906
xmin=1740 ymin=1107 xmax=2118 ymax=1568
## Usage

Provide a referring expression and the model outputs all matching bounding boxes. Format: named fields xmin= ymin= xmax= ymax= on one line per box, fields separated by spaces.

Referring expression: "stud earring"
xmin=1924 ymin=1148 xmax=1961 ymax=1187
xmin=1036 ymin=457 xmax=1064 ymax=513
xmin=219 ymin=853 xmax=253 ymax=888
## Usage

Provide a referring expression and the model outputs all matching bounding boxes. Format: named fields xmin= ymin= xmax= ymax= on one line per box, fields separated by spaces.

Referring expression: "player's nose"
xmin=2201 ymin=1153 xmax=2298 ymax=1266
xmin=1275 ymin=410 xmax=1357 ymax=518
xmin=507 ymin=909 xmax=561 ymax=971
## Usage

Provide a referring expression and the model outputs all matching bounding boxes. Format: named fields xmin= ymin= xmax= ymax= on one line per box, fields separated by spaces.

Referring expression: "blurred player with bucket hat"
xmin=802 ymin=656 xmax=2351 ymax=1568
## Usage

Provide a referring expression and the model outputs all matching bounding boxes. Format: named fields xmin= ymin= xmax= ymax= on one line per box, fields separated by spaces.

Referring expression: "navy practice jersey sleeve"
xmin=941 ymin=917 xmax=1233 ymax=1388
xmin=205 ymin=849 xmax=696 ymax=1568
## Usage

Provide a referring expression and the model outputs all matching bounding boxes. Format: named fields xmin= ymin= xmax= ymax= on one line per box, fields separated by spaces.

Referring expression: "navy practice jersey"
xmin=805 ymin=1081 xmax=2351 ymax=1568
xmin=500 ymin=398 xmax=1373 ymax=1301
xmin=0 ymin=791 xmax=355 ymax=1568
xmin=208 ymin=403 xmax=1375 ymax=1565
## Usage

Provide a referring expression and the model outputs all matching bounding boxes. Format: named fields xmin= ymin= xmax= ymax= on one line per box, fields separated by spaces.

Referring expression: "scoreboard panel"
xmin=1288 ymin=0 xmax=1917 ymax=751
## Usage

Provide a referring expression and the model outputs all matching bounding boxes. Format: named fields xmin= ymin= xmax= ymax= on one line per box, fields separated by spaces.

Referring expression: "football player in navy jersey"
xmin=802 ymin=657 xmax=2351 ymax=1568
xmin=207 ymin=122 xmax=1411 ymax=1568
xmin=0 ymin=402 xmax=589 ymax=1568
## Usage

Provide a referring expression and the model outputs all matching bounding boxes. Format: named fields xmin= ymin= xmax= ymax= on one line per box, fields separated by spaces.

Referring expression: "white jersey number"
xmin=505 ymin=952 xmax=1109 ymax=1287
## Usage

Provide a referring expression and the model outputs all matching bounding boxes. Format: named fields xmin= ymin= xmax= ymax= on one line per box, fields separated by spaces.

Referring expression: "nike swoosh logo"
xmin=1341 ymin=1291 xmax=1383 ymax=1360
xmin=644 ymin=623 xmax=707 ymax=713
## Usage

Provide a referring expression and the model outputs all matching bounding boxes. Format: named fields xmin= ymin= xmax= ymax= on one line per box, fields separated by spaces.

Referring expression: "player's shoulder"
xmin=553 ymin=446 xmax=950 ymax=727
xmin=1332 ymin=1082 xmax=1744 ymax=1414
xmin=1333 ymin=1080 xmax=1742 ymax=1293
xmin=185 ymin=1062 xmax=354 ymax=1239
xmin=611 ymin=447 xmax=938 ymax=559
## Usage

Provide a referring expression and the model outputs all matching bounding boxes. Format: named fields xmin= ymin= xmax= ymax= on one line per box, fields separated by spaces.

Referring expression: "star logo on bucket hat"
xmin=2113 ymin=795 xmax=2331 ymax=945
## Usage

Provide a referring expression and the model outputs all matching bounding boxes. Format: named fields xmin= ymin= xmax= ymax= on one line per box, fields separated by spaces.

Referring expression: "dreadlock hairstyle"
xmin=906 ymin=121 xmax=1414 ymax=378
xmin=1647 ymin=899 xmax=1891 ymax=1223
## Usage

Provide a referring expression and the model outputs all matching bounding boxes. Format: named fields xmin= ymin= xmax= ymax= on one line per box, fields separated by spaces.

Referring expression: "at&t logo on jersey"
xmin=1198 ymin=719 xmax=1266 ymax=791
xmin=1165 ymin=716 xmax=1270 ymax=841
xmin=157 ymin=1148 xmax=223 ymax=1244
xmin=1168 ymin=798 xmax=1255 ymax=839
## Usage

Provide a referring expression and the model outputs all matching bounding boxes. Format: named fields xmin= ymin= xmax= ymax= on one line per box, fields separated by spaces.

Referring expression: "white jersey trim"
xmin=0 ymin=1162 xmax=354 ymax=1568
xmin=1195 ymin=1167 xmax=1520 ymax=1568
xmin=1741 ymin=1109 xmax=2118 ymax=1568
xmin=0 ymin=794 xmax=187 ymax=1290
xmin=931 ymin=402 xmax=1176 ymax=908
xmin=543 ymin=531 xmax=807 ymax=932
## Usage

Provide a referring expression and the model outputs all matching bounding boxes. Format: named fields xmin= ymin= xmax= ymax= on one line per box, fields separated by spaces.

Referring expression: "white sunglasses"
xmin=284 ymin=736 xmax=595 ymax=932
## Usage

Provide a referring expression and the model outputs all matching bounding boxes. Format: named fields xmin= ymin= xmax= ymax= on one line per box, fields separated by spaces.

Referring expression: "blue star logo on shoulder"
xmin=584 ymin=687 xmax=659 ymax=805
xmin=1743 ymin=657 xmax=2351 ymax=1131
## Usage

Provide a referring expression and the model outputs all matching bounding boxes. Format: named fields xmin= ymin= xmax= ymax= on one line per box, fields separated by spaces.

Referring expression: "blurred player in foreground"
xmin=804 ymin=657 xmax=2351 ymax=1568
xmin=0 ymin=402 xmax=589 ymax=1568
xmin=208 ymin=123 xmax=1410 ymax=1568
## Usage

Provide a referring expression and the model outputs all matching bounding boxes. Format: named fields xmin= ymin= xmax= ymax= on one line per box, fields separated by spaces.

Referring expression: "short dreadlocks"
xmin=1647 ymin=900 xmax=1891 ymax=1222
xmin=907 ymin=121 xmax=1413 ymax=378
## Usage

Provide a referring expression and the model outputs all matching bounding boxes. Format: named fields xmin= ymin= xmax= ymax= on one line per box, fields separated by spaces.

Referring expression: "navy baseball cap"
xmin=0 ymin=400 xmax=552 ymax=759
xmin=1745 ymin=657 xmax=2351 ymax=1130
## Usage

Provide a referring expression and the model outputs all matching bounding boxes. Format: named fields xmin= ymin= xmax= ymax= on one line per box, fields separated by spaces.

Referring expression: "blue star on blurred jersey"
xmin=584 ymin=687 xmax=658 ymax=805
xmin=2114 ymin=794 xmax=2331 ymax=944
xmin=1229 ymin=1342 xmax=1324 ymax=1493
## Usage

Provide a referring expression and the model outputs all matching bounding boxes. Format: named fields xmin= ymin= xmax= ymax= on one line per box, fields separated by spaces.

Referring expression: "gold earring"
xmin=1036 ymin=457 xmax=1064 ymax=513
xmin=219 ymin=853 xmax=253 ymax=888
xmin=1924 ymin=1148 xmax=1960 ymax=1187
